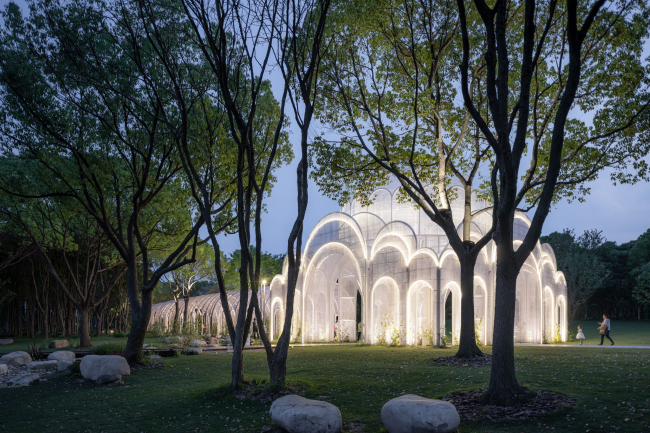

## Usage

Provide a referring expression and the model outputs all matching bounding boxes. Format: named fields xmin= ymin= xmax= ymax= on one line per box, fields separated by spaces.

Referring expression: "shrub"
xmin=69 ymin=360 xmax=81 ymax=374
xmin=475 ymin=318 xmax=483 ymax=346
xmin=27 ymin=341 xmax=46 ymax=361
xmin=420 ymin=326 xmax=434 ymax=347
xmin=437 ymin=327 xmax=447 ymax=348
xmin=92 ymin=343 xmax=126 ymax=355
xmin=148 ymin=322 xmax=166 ymax=338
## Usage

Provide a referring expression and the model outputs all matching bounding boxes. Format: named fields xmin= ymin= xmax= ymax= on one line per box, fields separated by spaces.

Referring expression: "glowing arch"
xmin=406 ymin=280 xmax=434 ymax=345
xmin=371 ymin=276 xmax=400 ymax=344
xmin=270 ymin=297 xmax=284 ymax=341
xmin=473 ymin=276 xmax=489 ymax=345
xmin=304 ymin=212 xmax=368 ymax=260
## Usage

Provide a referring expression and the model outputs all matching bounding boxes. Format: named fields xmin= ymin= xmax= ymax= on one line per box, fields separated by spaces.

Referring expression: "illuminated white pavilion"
xmin=149 ymin=182 xmax=568 ymax=346
xmin=267 ymin=182 xmax=568 ymax=346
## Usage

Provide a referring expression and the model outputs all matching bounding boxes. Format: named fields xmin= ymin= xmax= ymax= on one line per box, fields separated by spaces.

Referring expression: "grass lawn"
xmin=0 ymin=335 xmax=169 ymax=355
xmin=1 ymin=342 xmax=649 ymax=432
xmin=564 ymin=320 xmax=650 ymax=346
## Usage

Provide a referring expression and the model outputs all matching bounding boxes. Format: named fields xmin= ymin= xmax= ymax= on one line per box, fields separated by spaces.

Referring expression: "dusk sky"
xmin=2 ymin=0 xmax=648 ymax=256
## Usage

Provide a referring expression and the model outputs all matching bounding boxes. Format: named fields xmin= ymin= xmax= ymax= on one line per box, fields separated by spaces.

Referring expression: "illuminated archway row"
xmin=268 ymin=183 xmax=567 ymax=346
xmin=147 ymin=183 xmax=567 ymax=346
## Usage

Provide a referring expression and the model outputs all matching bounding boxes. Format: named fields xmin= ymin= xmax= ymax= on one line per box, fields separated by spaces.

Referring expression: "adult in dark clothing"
xmin=598 ymin=314 xmax=614 ymax=345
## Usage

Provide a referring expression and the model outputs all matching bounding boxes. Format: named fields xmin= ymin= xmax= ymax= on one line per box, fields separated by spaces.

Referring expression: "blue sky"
xmin=2 ymin=0 xmax=649 ymax=255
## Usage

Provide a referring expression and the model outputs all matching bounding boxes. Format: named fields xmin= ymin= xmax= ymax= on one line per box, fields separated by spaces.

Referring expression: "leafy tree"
xmin=165 ymin=243 xmax=214 ymax=333
xmin=0 ymin=189 xmax=126 ymax=347
xmin=632 ymin=262 xmax=650 ymax=309
xmin=456 ymin=0 xmax=650 ymax=405
xmin=180 ymin=0 xmax=330 ymax=387
xmin=0 ymin=0 xmax=205 ymax=362
xmin=312 ymin=0 xmax=496 ymax=358
xmin=542 ymin=229 xmax=610 ymax=319
xmin=218 ymin=248 xmax=284 ymax=292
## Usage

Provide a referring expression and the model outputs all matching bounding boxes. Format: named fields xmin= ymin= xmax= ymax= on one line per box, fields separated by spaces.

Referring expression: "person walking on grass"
xmin=576 ymin=325 xmax=585 ymax=345
xmin=598 ymin=314 xmax=615 ymax=345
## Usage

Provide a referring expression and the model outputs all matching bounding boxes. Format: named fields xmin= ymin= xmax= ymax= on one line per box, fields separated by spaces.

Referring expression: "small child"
xmin=576 ymin=325 xmax=585 ymax=345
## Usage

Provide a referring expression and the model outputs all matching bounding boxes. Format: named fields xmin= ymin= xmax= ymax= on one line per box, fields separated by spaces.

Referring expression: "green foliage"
xmin=632 ymin=262 xmax=650 ymax=307
xmin=148 ymin=322 xmax=167 ymax=338
xmin=419 ymin=326 xmax=434 ymax=347
xmin=474 ymin=319 xmax=483 ymax=347
xmin=542 ymin=229 xmax=611 ymax=319
xmin=375 ymin=312 xmax=401 ymax=346
xmin=215 ymin=247 xmax=284 ymax=292
xmin=92 ymin=343 xmax=126 ymax=355
xmin=68 ymin=360 xmax=81 ymax=375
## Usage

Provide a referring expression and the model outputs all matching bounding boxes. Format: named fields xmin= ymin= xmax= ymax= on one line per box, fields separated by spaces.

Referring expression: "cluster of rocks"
xmin=159 ymin=334 xmax=250 ymax=354
xmin=0 ymin=351 xmax=56 ymax=387
xmin=0 ymin=347 xmax=131 ymax=388
xmin=268 ymin=394 xmax=460 ymax=433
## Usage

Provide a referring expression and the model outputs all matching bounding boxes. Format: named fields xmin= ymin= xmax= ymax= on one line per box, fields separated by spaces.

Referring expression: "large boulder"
xmin=0 ymin=351 xmax=32 ymax=366
xmin=381 ymin=395 xmax=460 ymax=433
xmin=27 ymin=360 xmax=58 ymax=370
xmin=80 ymin=355 xmax=131 ymax=381
xmin=47 ymin=351 xmax=76 ymax=362
xmin=0 ymin=364 xmax=7 ymax=374
xmin=0 ymin=338 xmax=13 ymax=345
xmin=8 ymin=373 xmax=40 ymax=386
xmin=48 ymin=340 xmax=69 ymax=349
xmin=189 ymin=339 xmax=207 ymax=347
xmin=270 ymin=395 xmax=342 ymax=433
xmin=58 ymin=360 xmax=74 ymax=372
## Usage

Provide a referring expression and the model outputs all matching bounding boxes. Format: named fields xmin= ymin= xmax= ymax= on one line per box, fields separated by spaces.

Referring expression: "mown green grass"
xmin=0 ymin=335 xmax=169 ymax=355
xmin=1 ymin=343 xmax=649 ymax=433
xmin=565 ymin=320 xmax=650 ymax=346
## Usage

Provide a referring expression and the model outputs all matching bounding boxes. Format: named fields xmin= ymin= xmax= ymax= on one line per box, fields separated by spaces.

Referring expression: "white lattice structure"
xmin=269 ymin=182 xmax=567 ymax=346
xmin=149 ymin=290 xmax=271 ymax=336
xmin=149 ymin=182 xmax=567 ymax=346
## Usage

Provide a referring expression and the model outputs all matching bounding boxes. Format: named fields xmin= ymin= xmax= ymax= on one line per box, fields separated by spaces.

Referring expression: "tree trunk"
xmin=482 ymin=224 xmax=527 ymax=405
xmin=173 ymin=298 xmax=180 ymax=333
xmin=95 ymin=310 xmax=104 ymax=338
xmin=270 ymin=354 xmax=287 ymax=386
xmin=183 ymin=294 xmax=190 ymax=334
xmin=123 ymin=267 xmax=153 ymax=364
xmin=78 ymin=308 xmax=92 ymax=348
xmin=455 ymin=248 xmax=483 ymax=358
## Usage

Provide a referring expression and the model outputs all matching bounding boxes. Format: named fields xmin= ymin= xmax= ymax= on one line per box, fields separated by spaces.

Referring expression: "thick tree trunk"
xmin=123 ymin=267 xmax=153 ymax=364
xmin=78 ymin=308 xmax=92 ymax=348
xmin=270 ymin=355 xmax=287 ymax=386
xmin=482 ymin=222 xmax=527 ymax=405
xmin=455 ymin=248 xmax=483 ymax=358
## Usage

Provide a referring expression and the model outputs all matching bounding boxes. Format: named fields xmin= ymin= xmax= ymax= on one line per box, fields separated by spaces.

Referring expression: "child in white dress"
xmin=576 ymin=325 xmax=585 ymax=345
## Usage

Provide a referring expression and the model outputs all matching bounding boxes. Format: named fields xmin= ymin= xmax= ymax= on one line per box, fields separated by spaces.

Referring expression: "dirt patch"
xmin=224 ymin=381 xmax=307 ymax=404
xmin=441 ymin=388 xmax=577 ymax=421
xmin=431 ymin=354 xmax=492 ymax=367
xmin=131 ymin=360 xmax=164 ymax=371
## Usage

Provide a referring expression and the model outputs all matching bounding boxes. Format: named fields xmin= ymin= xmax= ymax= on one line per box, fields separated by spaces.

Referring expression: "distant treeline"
xmin=541 ymin=229 xmax=650 ymax=320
